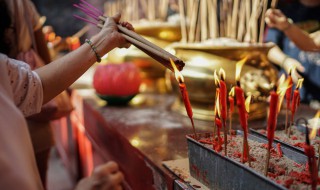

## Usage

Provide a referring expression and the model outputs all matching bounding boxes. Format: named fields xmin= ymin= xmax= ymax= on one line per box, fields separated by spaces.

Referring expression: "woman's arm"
xmin=267 ymin=45 xmax=305 ymax=83
xmin=265 ymin=9 xmax=320 ymax=52
xmin=35 ymin=13 xmax=132 ymax=104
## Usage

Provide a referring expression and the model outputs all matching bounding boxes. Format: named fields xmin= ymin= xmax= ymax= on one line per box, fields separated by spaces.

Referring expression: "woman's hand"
xmin=265 ymin=9 xmax=291 ymax=31
xmin=282 ymin=57 xmax=305 ymax=83
xmin=91 ymin=13 xmax=134 ymax=56
xmin=75 ymin=161 xmax=124 ymax=190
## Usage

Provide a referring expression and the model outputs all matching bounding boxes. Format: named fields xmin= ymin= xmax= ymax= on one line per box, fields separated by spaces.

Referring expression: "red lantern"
xmin=93 ymin=62 xmax=141 ymax=96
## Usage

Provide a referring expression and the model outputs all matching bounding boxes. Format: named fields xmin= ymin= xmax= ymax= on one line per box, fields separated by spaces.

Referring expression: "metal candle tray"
xmin=187 ymin=131 xmax=308 ymax=190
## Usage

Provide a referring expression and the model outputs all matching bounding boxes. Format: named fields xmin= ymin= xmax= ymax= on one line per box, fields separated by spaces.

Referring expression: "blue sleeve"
xmin=264 ymin=27 xmax=284 ymax=49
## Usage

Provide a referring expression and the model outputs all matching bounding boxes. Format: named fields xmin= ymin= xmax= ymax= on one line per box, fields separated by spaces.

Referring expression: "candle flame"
xmin=215 ymin=93 xmax=221 ymax=117
xmin=170 ymin=58 xmax=184 ymax=83
xmin=214 ymin=70 xmax=220 ymax=86
xmin=219 ymin=68 xmax=226 ymax=81
xmin=245 ymin=95 xmax=252 ymax=113
xmin=229 ymin=86 xmax=235 ymax=97
xmin=277 ymin=74 xmax=292 ymax=113
xmin=296 ymin=78 xmax=304 ymax=89
xmin=309 ymin=111 xmax=320 ymax=140
xmin=235 ymin=57 xmax=247 ymax=82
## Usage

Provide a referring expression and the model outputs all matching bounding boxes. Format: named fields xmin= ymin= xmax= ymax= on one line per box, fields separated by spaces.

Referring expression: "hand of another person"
xmin=75 ymin=161 xmax=124 ymax=190
xmin=265 ymin=9 xmax=291 ymax=31
xmin=282 ymin=57 xmax=305 ymax=83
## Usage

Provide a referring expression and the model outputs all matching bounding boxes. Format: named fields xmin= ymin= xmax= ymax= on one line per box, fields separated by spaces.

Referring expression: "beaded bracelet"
xmin=85 ymin=39 xmax=101 ymax=63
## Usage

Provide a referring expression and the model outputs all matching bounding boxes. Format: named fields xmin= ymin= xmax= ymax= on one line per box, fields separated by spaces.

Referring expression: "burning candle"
xmin=304 ymin=123 xmax=318 ymax=190
xmin=170 ymin=59 xmax=198 ymax=140
xmin=308 ymin=111 xmax=320 ymax=175
xmin=219 ymin=68 xmax=228 ymax=155
xmin=285 ymin=68 xmax=293 ymax=133
xmin=215 ymin=69 xmax=228 ymax=155
xmin=214 ymin=116 xmax=223 ymax=152
xmin=265 ymin=75 xmax=290 ymax=176
xmin=235 ymin=57 xmax=251 ymax=165
xmin=213 ymin=71 xmax=220 ymax=143
xmin=288 ymin=78 xmax=304 ymax=136
xmin=219 ymin=68 xmax=227 ymax=121
xmin=228 ymin=87 xmax=235 ymax=135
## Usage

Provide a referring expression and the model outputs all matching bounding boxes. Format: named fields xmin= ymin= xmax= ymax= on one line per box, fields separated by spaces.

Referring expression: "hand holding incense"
xmin=170 ymin=59 xmax=198 ymax=140
xmin=73 ymin=1 xmax=185 ymax=72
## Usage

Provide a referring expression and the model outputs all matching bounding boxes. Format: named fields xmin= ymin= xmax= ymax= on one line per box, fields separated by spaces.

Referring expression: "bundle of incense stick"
xmin=178 ymin=0 xmax=269 ymax=43
xmin=104 ymin=0 xmax=170 ymax=22
xmin=73 ymin=0 xmax=185 ymax=72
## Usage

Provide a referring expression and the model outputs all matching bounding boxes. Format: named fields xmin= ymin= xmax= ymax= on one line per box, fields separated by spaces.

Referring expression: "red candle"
xmin=285 ymin=75 xmax=293 ymax=109
xmin=267 ymin=90 xmax=279 ymax=149
xmin=219 ymin=69 xmax=227 ymax=121
xmin=228 ymin=96 xmax=234 ymax=113
xmin=170 ymin=58 xmax=198 ymax=140
xmin=235 ymin=85 xmax=248 ymax=134
xmin=214 ymin=117 xmax=223 ymax=152
xmin=235 ymin=83 xmax=250 ymax=162
xmin=291 ymin=89 xmax=300 ymax=118
xmin=291 ymin=79 xmax=303 ymax=123
xmin=304 ymin=144 xmax=318 ymax=190
xmin=179 ymin=83 xmax=193 ymax=118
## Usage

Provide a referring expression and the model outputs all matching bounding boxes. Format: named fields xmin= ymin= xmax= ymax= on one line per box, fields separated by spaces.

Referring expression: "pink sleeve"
xmin=5 ymin=55 xmax=43 ymax=116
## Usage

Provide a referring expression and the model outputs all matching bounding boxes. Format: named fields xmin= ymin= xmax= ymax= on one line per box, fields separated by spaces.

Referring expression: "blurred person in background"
xmin=264 ymin=0 xmax=320 ymax=105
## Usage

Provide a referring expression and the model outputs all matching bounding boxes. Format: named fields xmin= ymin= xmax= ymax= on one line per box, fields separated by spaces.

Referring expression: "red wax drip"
xmin=179 ymin=83 xmax=197 ymax=139
xmin=304 ymin=144 xmax=318 ymax=190
xmin=267 ymin=91 xmax=279 ymax=149
xmin=277 ymin=143 xmax=283 ymax=157
xmin=219 ymin=81 xmax=227 ymax=120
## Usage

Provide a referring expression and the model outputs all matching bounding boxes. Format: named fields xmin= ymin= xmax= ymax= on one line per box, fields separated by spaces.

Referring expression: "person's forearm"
xmin=284 ymin=24 xmax=320 ymax=52
xmin=267 ymin=46 xmax=288 ymax=67
xmin=35 ymin=36 xmax=114 ymax=104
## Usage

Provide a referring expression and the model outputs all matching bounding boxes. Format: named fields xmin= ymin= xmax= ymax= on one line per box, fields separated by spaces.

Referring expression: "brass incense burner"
xmin=166 ymin=42 xmax=277 ymax=121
